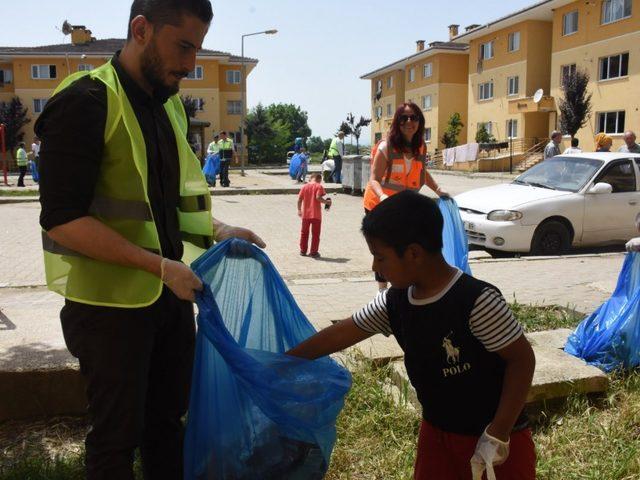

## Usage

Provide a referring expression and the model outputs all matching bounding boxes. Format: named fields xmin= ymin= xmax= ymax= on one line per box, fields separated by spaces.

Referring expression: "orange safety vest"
xmin=363 ymin=140 xmax=427 ymax=211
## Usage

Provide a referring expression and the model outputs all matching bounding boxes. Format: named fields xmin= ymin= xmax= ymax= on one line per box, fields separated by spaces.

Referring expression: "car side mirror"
xmin=588 ymin=182 xmax=613 ymax=194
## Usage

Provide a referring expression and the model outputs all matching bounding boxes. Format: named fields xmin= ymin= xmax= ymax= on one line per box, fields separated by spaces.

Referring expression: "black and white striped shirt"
xmin=353 ymin=270 xmax=523 ymax=352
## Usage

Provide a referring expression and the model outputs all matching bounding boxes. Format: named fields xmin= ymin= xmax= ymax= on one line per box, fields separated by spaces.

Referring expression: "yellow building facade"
xmin=0 ymin=27 xmax=256 ymax=158
xmin=361 ymin=39 xmax=469 ymax=152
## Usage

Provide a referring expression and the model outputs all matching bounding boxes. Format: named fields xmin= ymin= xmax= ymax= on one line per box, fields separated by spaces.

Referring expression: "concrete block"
xmin=526 ymin=328 xmax=574 ymax=350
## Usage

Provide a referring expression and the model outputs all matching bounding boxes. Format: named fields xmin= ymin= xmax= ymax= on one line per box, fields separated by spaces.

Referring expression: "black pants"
xmin=219 ymin=160 xmax=230 ymax=187
xmin=331 ymin=156 xmax=342 ymax=183
xmin=61 ymin=288 xmax=195 ymax=480
xmin=17 ymin=165 xmax=27 ymax=187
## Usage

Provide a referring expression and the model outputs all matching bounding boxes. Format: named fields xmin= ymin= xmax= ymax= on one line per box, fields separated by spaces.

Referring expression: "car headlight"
xmin=486 ymin=210 xmax=523 ymax=221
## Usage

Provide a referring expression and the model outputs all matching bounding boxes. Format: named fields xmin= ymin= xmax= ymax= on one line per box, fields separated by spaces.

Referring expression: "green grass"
xmin=0 ymin=189 xmax=38 ymax=197
xmin=1 ymin=306 xmax=638 ymax=480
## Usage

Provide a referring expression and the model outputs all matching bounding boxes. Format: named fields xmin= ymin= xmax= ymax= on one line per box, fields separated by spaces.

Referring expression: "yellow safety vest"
xmin=42 ymin=61 xmax=214 ymax=308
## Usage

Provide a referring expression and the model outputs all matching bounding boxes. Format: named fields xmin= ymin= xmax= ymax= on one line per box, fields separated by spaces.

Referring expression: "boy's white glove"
xmin=626 ymin=237 xmax=640 ymax=252
xmin=470 ymin=426 xmax=510 ymax=480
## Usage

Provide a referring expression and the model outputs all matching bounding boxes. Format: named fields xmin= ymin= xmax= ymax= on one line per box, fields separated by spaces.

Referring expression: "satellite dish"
xmin=533 ymin=89 xmax=544 ymax=103
xmin=62 ymin=20 xmax=72 ymax=35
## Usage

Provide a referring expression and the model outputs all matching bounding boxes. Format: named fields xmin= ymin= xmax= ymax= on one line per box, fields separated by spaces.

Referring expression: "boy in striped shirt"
xmin=288 ymin=191 xmax=536 ymax=479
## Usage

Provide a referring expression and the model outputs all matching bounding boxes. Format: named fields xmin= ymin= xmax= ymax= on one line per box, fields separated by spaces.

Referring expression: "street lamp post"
xmin=240 ymin=29 xmax=277 ymax=176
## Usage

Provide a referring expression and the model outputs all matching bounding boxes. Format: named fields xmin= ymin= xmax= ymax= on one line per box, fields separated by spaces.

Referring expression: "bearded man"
xmin=35 ymin=1 xmax=264 ymax=478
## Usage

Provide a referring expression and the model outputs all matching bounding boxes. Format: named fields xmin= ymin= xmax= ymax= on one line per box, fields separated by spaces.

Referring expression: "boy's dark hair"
xmin=362 ymin=191 xmax=443 ymax=256
xmin=313 ymin=173 xmax=322 ymax=181
xmin=571 ymin=137 xmax=579 ymax=148
xmin=127 ymin=0 xmax=213 ymax=39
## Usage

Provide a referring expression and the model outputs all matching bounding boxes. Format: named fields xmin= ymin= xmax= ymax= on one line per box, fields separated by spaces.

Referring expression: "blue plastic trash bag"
xmin=289 ymin=153 xmax=303 ymax=179
xmin=565 ymin=253 xmax=640 ymax=372
xmin=438 ymin=198 xmax=472 ymax=275
xmin=29 ymin=160 xmax=39 ymax=183
xmin=185 ymin=239 xmax=352 ymax=479
xmin=203 ymin=153 xmax=220 ymax=185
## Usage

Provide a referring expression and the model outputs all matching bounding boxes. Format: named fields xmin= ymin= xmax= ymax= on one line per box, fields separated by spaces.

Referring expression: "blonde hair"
xmin=594 ymin=133 xmax=613 ymax=150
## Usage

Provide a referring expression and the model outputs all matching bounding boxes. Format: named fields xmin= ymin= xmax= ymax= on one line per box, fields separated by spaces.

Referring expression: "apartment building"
xmin=361 ymin=32 xmax=469 ymax=151
xmin=453 ymin=14 xmax=553 ymax=146
xmin=0 ymin=24 xmax=257 ymax=157
xmin=550 ymin=0 xmax=640 ymax=151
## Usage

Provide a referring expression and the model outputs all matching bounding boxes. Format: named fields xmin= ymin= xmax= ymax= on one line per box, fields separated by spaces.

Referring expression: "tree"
xmin=180 ymin=95 xmax=203 ymax=119
xmin=265 ymin=103 xmax=311 ymax=140
xmin=558 ymin=69 xmax=592 ymax=139
xmin=345 ymin=112 xmax=372 ymax=154
xmin=244 ymin=103 xmax=290 ymax=164
xmin=0 ymin=97 xmax=30 ymax=152
xmin=475 ymin=124 xmax=495 ymax=144
xmin=441 ymin=113 xmax=464 ymax=149
xmin=306 ymin=136 xmax=325 ymax=153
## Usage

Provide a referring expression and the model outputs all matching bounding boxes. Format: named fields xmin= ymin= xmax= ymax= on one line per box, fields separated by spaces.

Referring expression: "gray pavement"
xmin=0 ymin=171 xmax=628 ymax=419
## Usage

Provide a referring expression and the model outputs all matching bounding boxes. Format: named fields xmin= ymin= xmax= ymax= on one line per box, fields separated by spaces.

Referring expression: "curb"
xmin=430 ymin=169 xmax=518 ymax=181
xmin=0 ymin=196 xmax=39 ymax=204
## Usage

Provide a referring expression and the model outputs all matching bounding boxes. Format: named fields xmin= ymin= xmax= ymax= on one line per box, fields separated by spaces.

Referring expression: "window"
xmin=479 ymin=41 xmax=494 ymax=60
xmin=422 ymin=95 xmax=432 ymax=110
xmin=194 ymin=98 xmax=205 ymax=111
xmin=375 ymin=132 xmax=383 ymax=143
xmin=506 ymin=119 xmax=518 ymax=138
xmin=31 ymin=64 xmax=57 ymax=79
xmin=508 ymin=32 xmax=520 ymax=52
xmin=77 ymin=63 xmax=94 ymax=72
xmin=376 ymin=80 xmax=382 ymax=92
xmin=408 ymin=68 xmax=415 ymax=82
xmin=597 ymin=111 xmax=625 ymax=134
xmin=187 ymin=65 xmax=204 ymax=80
xmin=33 ymin=98 xmax=48 ymax=113
xmin=563 ymin=11 xmax=579 ymax=35
xmin=478 ymin=81 xmax=494 ymax=100
xmin=423 ymin=62 xmax=433 ymax=78
xmin=595 ymin=160 xmax=636 ymax=193
xmin=375 ymin=106 xmax=383 ymax=118
xmin=0 ymin=69 xmax=12 ymax=84
xmin=507 ymin=76 xmax=519 ymax=96
xmin=599 ymin=53 xmax=629 ymax=80
xmin=226 ymin=100 xmax=242 ymax=115
xmin=387 ymin=103 xmax=393 ymax=116
xmin=478 ymin=122 xmax=493 ymax=135
xmin=226 ymin=70 xmax=241 ymax=84
xmin=561 ymin=63 xmax=577 ymax=86
xmin=387 ymin=76 xmax=393 ymax=88
xmin=602 ymin=0 xmax=632 ymax=24
xmin=232 ymin=131 xmax=242 ymax=144
xmin=425 ymin=128 xmax=432 ymax=143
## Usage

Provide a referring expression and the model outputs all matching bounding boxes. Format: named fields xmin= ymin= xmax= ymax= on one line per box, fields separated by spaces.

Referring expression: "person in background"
xmin=294 ymin=136 xmax=304 ymax=153
xmin=321 ymin=157 xmax=335 ymax=183
xmin=297 ymin=173 xmax=331 ymax=258
xmin=15 ymin=142 xmax=28 ymax=187
xmin=363 ymin=102 xmax=448 ymax=290
xmin=327 ymin=131 xmax=346 ymax=183
xmin=563 ymin=137 xmax=582 ymax=154
xmin=544 ymin=131 xmax=562 ymax=160
xmin=288 ymin=191 xmax=536 ymax=480
xmin=296 ymin=148 xmax=309 ymax=183
xmin=31 ymin=136 xmax=41 ymax=171
xmin=218 ymin=130 xmax=236 ymax=187
xmin=594 ymin=133 xmax=613 ymax=152
xmin=619 ymin=131 xmax=640 ymax=154
xmin=207 ymin=133 xmax=220 ymax=156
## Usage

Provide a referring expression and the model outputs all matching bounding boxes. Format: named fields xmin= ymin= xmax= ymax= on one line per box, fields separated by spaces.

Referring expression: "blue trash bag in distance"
xmin=565 ymin=252 xmax=640 ymax=372
xmin=30 ymin=160 xmax=39 ymax=183
xmin=289 ymin=153 xmax=303 ymax=179
xmin=437 ymin=198 xmax=472 ymax=275
xmin=184 ymin=239 xmax=352 ymax=479
xmin=203 ymin=153 xmax=220 ymax=181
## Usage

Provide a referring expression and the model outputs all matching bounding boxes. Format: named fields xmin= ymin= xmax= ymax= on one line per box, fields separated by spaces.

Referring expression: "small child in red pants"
xmin=297 ymin=173 xmax=331 ymax=258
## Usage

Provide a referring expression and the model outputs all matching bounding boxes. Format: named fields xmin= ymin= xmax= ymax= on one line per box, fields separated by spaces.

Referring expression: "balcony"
xmin=508 ymin=96 xmax=555 ymax=114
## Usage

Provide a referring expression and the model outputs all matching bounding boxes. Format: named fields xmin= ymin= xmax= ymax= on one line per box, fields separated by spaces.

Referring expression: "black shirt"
xmin=36 ymin=53 xmax=185 ymax=260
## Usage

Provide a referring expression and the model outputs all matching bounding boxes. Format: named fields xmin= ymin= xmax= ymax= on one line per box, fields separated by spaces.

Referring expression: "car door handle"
xmin=630 ymin=200 xmax=638 ymax=205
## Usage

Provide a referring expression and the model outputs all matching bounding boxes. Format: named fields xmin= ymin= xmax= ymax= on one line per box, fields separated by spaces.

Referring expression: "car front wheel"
xmin=530 ymin=220 xmax=570 ymax=256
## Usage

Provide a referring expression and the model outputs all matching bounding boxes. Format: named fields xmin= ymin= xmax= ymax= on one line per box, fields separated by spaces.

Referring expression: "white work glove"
xmin=470 ymin=426 xmax=510 ymax=480
xmin=161 ymin=258 xmax=203 ymax=302
xmin=215 ymin=223 xmax=266 ymax=248
xmin=379 ymin=193 xmax=389 ymax=202
xmin=626 ymin=237 xmax=640 ymax=252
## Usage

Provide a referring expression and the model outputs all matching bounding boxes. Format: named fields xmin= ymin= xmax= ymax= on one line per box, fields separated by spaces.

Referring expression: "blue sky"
xmin=2 ymin=0 xmax=535 ymax=142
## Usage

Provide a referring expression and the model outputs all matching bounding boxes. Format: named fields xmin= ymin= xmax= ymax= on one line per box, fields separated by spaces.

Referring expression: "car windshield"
xmin=513 ymin=156 xmax=603 ymax=192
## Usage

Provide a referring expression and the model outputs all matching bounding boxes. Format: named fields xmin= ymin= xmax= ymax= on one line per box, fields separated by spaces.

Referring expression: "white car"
xmin=455 ymin=153 xmax=640 ymax=256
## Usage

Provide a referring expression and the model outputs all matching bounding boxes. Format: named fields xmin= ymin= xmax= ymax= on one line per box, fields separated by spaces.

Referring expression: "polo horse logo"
xmin=442 ymin=333 xmax=460 ymax=365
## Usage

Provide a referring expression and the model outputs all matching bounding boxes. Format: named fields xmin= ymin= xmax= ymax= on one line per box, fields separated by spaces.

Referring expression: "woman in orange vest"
xmin=363 ymin=102 xmax=449 ymax=289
